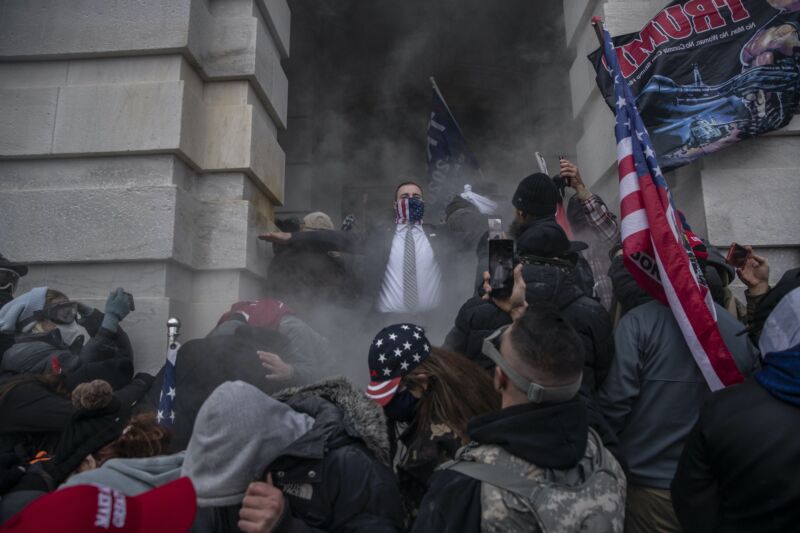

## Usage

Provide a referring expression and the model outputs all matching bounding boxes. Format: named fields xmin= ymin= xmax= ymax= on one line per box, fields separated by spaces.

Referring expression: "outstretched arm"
xmin=259 ymin=230 xmax=363 ymax=254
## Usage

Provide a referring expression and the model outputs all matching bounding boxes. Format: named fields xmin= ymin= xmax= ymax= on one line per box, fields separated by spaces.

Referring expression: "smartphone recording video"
xmin=726 ymin=242 xmax=748 ymax=269
xmin=489 ymin=239 xmax=515 ymax=299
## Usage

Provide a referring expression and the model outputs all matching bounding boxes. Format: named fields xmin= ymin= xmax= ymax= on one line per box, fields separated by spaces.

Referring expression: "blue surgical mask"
xmin=383 ymin=389 xmax=419 ymax=423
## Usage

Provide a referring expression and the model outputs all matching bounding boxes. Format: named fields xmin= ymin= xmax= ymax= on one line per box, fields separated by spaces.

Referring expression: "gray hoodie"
xmin=59 ymin=452 xmax=185 ymax=495
xmin=181 ymin=381 xmax=315 ymax=507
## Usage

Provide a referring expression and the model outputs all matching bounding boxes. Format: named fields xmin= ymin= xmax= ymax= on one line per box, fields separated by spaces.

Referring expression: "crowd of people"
xmin=0 ymin=157 xmax=798 ymax=532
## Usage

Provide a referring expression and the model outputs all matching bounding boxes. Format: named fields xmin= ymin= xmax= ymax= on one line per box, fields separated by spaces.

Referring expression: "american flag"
xmin=597 ymin=19 xmax=743 ymax=390
xmin=395 ymin=197 xmax=425 ymax=225
xmin=157 ymin=340 xmax=179 ymax=426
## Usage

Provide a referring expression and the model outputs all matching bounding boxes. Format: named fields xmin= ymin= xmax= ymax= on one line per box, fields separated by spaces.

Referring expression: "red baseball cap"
xmin=1 ymin=477 xmax=197 ymax=533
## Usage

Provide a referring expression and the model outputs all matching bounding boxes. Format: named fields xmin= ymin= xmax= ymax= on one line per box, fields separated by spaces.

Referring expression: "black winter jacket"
xmin=445 ymin=260 xmax=614 ymax=391
xmin=412 ymin=398 xmax=590 ymax=533
xmin=671 ymin=379 xmax=800 ymax=533
xmin=0 ymin=326 xmax=133 ymax=391
xmin=271 ymin=379 xmax=405 ymax=532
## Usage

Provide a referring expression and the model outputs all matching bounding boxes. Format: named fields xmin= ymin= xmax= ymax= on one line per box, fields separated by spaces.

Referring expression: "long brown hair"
xmin=403 ymin=347 xmax=500 ymax=443
xmin=93 ymin=413 xmax=172 ymax=466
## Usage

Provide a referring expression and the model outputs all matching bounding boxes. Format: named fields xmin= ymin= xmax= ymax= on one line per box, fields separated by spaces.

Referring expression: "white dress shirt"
xmin=377 ymin=224 xmax=442 ymax=313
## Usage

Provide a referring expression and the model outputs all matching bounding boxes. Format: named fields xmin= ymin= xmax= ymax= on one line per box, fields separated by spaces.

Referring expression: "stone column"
xmin=0 ymin=0 xmax=290 ymax=371
xmin=563 ymin=0 xmax=799 ymax=295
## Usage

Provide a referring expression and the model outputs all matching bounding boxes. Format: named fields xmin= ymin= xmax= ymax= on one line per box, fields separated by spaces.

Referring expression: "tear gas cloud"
xmin=270 ymin=0 xmax=577 ymax=383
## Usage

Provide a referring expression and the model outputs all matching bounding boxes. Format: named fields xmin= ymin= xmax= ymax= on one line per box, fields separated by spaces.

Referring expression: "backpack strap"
xmin=442 ymin=460 xmax=545 ymax=502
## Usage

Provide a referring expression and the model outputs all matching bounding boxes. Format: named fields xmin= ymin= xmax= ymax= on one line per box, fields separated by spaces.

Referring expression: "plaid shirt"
xmin=572 ymin=193 xmax=619 ymax=310
xmin=581 ymin=194 xmax=619 ymax=242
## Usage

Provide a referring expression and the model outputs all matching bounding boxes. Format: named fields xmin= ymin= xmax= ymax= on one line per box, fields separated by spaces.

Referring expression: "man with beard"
xmin=259 ymin=182 xmax=445 ymax=328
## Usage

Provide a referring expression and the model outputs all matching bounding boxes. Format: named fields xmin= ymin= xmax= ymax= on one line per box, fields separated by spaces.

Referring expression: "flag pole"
xmin=429 ymin=76 xmax=470 ymax=142
xmin=590 ymin=16 xmax=605 ymax=46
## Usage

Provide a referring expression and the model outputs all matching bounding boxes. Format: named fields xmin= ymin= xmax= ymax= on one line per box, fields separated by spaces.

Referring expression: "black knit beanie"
xmin=512 ymin=173 xmax=559 ymax=218
xmin=50 ymin=380 xmax=124 ymax=483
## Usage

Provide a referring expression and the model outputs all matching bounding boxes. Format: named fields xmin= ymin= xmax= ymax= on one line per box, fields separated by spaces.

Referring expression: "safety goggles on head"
xmin=0 ymin=268 xmax=20 ymax=292
xmin=482 ymin=325 xmax=582 ymax=404
xmin=41 ymin=301 xmax=78 ymax=325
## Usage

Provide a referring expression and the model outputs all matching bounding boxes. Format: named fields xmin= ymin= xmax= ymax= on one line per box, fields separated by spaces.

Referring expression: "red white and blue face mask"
xmin=395 ymin=197 xmax=425 ymax=225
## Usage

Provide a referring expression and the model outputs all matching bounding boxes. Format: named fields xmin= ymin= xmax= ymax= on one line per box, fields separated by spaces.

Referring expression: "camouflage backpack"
xmin=439 ymin=427 xmax=626 ymax=533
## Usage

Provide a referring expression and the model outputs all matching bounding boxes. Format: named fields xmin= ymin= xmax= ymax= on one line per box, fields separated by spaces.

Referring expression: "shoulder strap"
xmin=441 ymin=460 xmax=544 ymax=502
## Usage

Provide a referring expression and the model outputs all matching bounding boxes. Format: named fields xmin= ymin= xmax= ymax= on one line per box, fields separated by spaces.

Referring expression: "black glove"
xmin=132 ymin=372 xmax=155 ymax=389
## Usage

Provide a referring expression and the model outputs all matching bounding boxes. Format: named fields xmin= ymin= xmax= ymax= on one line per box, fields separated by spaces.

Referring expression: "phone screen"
xmin=489 ymin=239 xmax=515 ymax=298
xmin=726 ymin=243 xmax=748 ymax=268
xmin=488 ymin=218 xmax=503 ymax=240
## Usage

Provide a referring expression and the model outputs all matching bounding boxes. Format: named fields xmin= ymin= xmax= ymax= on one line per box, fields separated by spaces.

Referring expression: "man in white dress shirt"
xmin=259 ymin=182 xmax=446 ymax=326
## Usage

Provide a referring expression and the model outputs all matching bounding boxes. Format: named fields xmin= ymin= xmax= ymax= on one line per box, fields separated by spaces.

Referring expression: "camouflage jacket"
xmin=441 ymin=427 xmax=626 ymax=533
xmin=392 ymin=419 xmax=462 ymax=522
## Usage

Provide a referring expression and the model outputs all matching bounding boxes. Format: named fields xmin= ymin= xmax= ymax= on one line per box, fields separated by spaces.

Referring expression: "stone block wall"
xmin=0 ymin=0 xmax=290 ymax=372
xmin=563 ymin=0 xmax=799 ymax=296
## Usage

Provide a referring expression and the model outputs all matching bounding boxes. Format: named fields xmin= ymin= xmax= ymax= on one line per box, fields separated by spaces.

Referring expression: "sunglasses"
xmin=0 ymin=268 xmax=20 ymax=292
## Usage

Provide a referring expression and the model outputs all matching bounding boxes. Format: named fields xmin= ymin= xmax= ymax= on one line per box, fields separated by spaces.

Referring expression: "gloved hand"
xmin=76 ymin=302 xmax=95 ymax=320
xmin=101 ymin=288 xmax=132 ymax=332
xmin=132 ymin=372 xmax=155 ymax=389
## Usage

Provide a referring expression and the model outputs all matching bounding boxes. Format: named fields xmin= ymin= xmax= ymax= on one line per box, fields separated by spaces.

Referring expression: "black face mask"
xmin=383 ymin=389 xmax=419 ymax=423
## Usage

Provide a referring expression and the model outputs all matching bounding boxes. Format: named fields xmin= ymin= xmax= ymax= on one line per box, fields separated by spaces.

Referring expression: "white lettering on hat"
xmin=112 ymin=490 xmax=127 ymax=528
xmin=95 ymin=487 xmax=112 ymax=528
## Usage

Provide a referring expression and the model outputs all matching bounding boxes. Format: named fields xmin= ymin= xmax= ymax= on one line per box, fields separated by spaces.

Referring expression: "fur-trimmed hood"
xmin=273 ymin=377 xmax=391 ymax=466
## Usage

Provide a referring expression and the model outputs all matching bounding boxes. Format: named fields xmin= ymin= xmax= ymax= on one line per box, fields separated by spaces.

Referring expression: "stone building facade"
xmin=0 ymin=0 xmax=290 ymax=370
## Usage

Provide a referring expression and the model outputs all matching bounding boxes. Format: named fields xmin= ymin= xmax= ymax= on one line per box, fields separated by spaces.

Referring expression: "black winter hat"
xmin=51 ymin=380 xmax=124 ymax=483
xmin=512 ymin=173 xmax=560 ymax=218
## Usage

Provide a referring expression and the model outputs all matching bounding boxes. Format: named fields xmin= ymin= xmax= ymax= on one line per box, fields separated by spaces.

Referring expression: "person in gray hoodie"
xmin=598 ymin=257 xmax=760 ymax=533
xmin=182 ymin=379 xmax=404 ymax=533
xmin=60 ymin=451 xmax=185 ymax=496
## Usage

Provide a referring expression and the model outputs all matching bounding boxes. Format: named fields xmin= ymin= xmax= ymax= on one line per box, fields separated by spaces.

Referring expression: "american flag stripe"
xmin=598 ymin=21 xmax=743 ymax=391
xmin=367 ymin=385 xmax=399 ymax=400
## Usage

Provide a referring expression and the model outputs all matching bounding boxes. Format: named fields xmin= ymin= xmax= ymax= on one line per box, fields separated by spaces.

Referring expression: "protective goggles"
xmin=41 ymin=301 xmax=78 ymax=325
xmin=482 ymin=325 xmax=582 ymax=404
xmin=0 ymin=268 xmax=20 ymax=292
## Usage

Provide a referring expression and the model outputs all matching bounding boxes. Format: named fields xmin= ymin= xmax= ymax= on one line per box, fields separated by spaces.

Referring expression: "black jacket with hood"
xmin=411 ymin=398 xmax=590 ymax=533
xmin=268 ymin=378 xmax=404 ymax=533
xmin=446 ymin=217 xmax=614 ymax=390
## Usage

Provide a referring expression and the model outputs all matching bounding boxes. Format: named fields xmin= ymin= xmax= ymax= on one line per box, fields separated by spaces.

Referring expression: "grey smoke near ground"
xmin=272 ymin=0 xmax=576 ymax=384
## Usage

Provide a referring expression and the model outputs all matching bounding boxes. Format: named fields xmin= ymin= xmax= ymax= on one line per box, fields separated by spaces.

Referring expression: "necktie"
xmin=403 ymin=227 xmax=418 ymax=311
